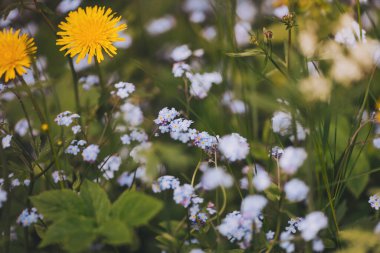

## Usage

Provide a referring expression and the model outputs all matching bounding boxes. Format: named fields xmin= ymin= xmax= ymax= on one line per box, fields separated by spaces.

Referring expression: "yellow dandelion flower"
xmin=376 ymin=99 xmax=380 ymax=124
xmin=56 ymin=6 xmax=127 ymax=64
xmin=0 ymin=28 xmax=36 ymax=82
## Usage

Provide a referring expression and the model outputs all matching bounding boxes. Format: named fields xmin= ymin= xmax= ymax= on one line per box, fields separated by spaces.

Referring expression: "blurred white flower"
xmin=146 ymin=15 xmax=176 ymax=36
xmin=173 ymin=184 xmax=194 ymax=208
xmin=253 ymin=168 xmax=271 ymax=191
xmin=0 ymin=188 xmax=7 ymax=208
xmin=15 ymin=119 xmax=29 ymax=137
xmin=82 ymin=144 xmax=100 ymax=162
xmin=201 ymin=167 xmax=233 ymax=190
xmin=335 ymin=15 xmax=366 ymax=47
xmin=279 ymin=147 xmax=307 ymax=175
xmin=112 ymin=82 xmax=135 ymax=99
xmin=241 ymin=195 xmax=267 ymax=220
xmin=374 ymin=222 xmax=380 ymax=234
xmin=312 ymin=238 xmax=324 ymax=252
xmin=99 ymin=155 xmax=122 ymax=179
xmin=298 ymin=212 xmax=328 ymax=241
xmin=236 ymin=0 xmax=257 ymax=23
xmin=373 ymin=138 xmax=380 ymax=149
xmin=272 ymin=111 xmax=292 ymax=135
xmin=234 ymin=21 xmax=251 ymax=46
xmin=56 ymin=0 xmax=82 ymax=13
xmin=2 ymin=135 xmax=12 ymax=149
xmin=171 ymin=45 xmax=192 ymax=62
xmin=120 ymin=102 xmax=144 ymax=127
xmin=218 ymin=133 xmax=249 ymax=162
xmin=273 ymin=5 xmax=289 ymax=18
xmin=284 ymin=178 xmax=309 ymax=202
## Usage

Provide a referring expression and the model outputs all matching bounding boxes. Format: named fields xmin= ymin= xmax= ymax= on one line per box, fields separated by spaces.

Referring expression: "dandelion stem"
xmin=67 ymin=58 xmax=82 ymax=122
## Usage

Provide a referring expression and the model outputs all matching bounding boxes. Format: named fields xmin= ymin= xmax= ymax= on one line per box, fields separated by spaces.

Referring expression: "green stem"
xmin=356 ymin=0 xmax=363 ymax=41
xmin=288 ymin=28 xmax=292 ymax=72
xmin=67 ymin=58 xmax=82 ymax=121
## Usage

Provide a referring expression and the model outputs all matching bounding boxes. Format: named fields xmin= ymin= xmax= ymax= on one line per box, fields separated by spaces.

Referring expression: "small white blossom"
xmin=54 ymin=111 xmax=80 ymax=126
xmin=145 ymin=15 xmax=176 ymax=36
xmin=172 ymin=62 xmax=191 ymax=77
xmin=52 ymin=170 xmax=67 ymax=183
xmin=112 ymin=82 xmax=135 ymax=99
xmin=241 ymin=195 xmax=267 ymax=220
xmin=173 ymin=184 xmax=194 ymax=208
xmin=171 ymin=45 xmax=192 ymax=62
xmin=218 ymin=133 xmax=249 ymax=162
xmin=298 ymin=212 xmax=328 ymax=241
xmin=369 ymin=194 xmax=380 ymax=210
xmin=284 ymin=178 xmax=309 ymax=202
xmin=201 ymin=167 xmax=233 ymax=190
xmin=253 ymin=168 xmax=271 ymax=191
xmin=152 ymin=175 xmax=180 ymax=193
xmin=82 ymin=144 xmax=100 ymax=162
xmin=71 ymin=125 xmax=81 ymax=134
xmin=312 ymin=238 xmax=324 ymax=252
xmin=2 ymin=135 xmax=12 ymax=149
xmin=17 ymin=208 xmax=43 ymax=227
xmin=15 ymin=119 xmax=29 ymax=136
xmin=266 ymin=230 xmax=275 ymax=241
xmin=373 ymin=137 xmax=380 ymax=149
xmin=279 ymin=147 xmax=307 ymax=175
xmin=0 ymin=188 xmax=7 ymax=208
xmin=120 ymin=102 xmax=144 ymax=127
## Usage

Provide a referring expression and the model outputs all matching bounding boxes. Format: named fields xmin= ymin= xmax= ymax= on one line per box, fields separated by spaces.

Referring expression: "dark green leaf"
xmin=80 ymin=180 xmax=111 ymax=223
xmin=111 ymin=191 xmax=163 ymax=227
xmin=40 ymin=216 xmax=96 ymax=253
xmin=98 ymin=219 xmax=133 ymax=245
xmin=30 ymin=190 xmax=87 ymax=220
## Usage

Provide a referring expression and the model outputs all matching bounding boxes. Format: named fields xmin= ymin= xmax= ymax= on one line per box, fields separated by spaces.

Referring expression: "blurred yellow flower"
xmin=0 ymin=28 xmax=36 ymax=82
xmin=56 ymin=6 xmax=127 ymax=64
xmin=376 ymin=100 xmax=380 ymax=124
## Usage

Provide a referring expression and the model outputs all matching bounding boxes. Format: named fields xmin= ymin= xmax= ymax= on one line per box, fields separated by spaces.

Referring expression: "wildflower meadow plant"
xmin=0 ymin=0 xmax=379 ymax=252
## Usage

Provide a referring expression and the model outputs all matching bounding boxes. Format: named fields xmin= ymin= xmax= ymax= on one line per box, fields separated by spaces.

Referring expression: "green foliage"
xmin=31 ymin=180 xmax=163 ymax=252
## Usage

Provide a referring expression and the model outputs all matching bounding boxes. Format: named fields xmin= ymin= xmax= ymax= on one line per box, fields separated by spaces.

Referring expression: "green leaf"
xmin=226 ymin=49 xmax=264 ymax=57
xmin=80 ymin=180 xmax=111 ymax=223
xmin=111 ymin=191 xmax=163 ymax=227
xmin=40 ymin=216 xmax=96 ymax=253
xmin=30 ymin=190 xmax=87 ymax=220
xmin=98 ymin=219 xmax=133 ymax=245
xmin=346 ymin=153 xmax=370 ymax=198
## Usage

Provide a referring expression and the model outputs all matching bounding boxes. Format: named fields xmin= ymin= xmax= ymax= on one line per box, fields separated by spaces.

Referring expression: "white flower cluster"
xmin=120 ymin=128 xmax=148 ymax=145
xmin=171 ymin=45 xmax=222 ymax=99
xmin=218 ymin=211 xmax=253 ymax=249
xmin=279 ymin=147 xmax=308 ymax=175
xmin=111 ymin=82 xmax=135 ymax=99
xmin=200 ymin=167 xmax=233 ymax=190
xmin=99 ymin=155 xmax=122 ymax=179
xmin=152 ymin=175 xmax=180 ymax=193
xmin=82 ymin=144 xmax=100 ymax=163
xmin=218 ymin=133 xmax=249 ymax=162
xmin=284 ymin=178 xmax=309 ymax=202
xmin=272 ymin=111 xmax=308 ymax=141
xmin=54 ymin=111 xmax=80 ymax=126
xmin=145 ymin=15 xmax=176 ymax=36
xmin=17 ymin=208 xmax=43 ymax=227
xmin=369 ymin=194 xmax=380 ymax=210
xmin=241 ymin=195 xmax=267 ymax=220
xmin=120 ymin=102 xmax=144 ymax=127
xmin=65 ymin=139 xmax=87 ymax=155
xmin=173 ymin=184 xmax=194 ymax=208
xmin=154 ymin=107 xmax=217 ymax=152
